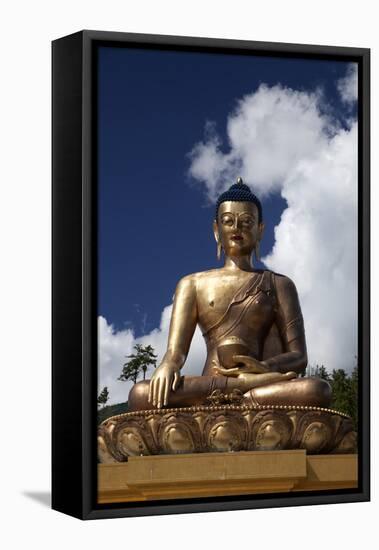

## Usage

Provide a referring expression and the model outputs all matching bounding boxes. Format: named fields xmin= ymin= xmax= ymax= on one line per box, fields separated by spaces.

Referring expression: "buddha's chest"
xmin=196 ymin=274 xmax=276 ymax=332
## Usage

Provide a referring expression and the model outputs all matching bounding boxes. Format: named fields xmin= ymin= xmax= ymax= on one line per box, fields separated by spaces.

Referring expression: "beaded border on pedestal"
xmin=100 ymin=404 xmax=351 ymax=425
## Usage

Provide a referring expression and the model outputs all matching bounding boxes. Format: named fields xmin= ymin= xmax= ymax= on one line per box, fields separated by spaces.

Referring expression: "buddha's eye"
xmin=221 ymin=216 xmax=234 ymax=226
xmin=241 ymin=217 xmax=253 ymax=227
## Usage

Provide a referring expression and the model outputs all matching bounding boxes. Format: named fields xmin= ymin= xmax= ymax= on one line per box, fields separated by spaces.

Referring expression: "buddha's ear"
xmin=258 ymin=221 xmax=265 ymax=240
xmin=213 ymin=219 xmax=220 ymax=243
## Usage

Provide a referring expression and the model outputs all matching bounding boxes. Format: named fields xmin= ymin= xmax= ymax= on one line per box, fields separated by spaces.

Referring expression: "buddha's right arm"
xmin=162 ymin=275 xmax=198 ymax=368
xmin=149 ymin=275 xmax=198 ymax=407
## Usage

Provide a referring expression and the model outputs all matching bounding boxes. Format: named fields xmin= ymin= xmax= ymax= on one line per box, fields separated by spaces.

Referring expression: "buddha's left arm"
xmin=263 ymin=274 xmax=308 ymax=375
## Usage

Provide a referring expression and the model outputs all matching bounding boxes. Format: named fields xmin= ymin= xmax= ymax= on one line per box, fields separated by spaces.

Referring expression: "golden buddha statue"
xmin=128 ymin=178 xmax=332 ymax=412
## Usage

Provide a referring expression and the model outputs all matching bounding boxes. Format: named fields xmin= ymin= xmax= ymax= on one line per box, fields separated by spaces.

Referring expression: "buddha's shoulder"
xmin=270 ymin=271 xmax=299 ymax=294
xmin=176 ymin=268 xmax=230 ymax=290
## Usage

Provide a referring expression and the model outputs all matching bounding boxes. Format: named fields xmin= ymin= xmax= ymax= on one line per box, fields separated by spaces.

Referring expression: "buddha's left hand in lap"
xmin=213 ymin=355 xmax=297 ymax=390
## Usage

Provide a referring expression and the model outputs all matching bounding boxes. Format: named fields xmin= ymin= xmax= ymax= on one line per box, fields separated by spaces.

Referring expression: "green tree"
xmin=311 ymin=361 xmax=358 ymax=430
xmin=330 ymin=367 xmax=358 ymax=430
xmin=330 ymin=369 xmax=351 ymax=413
xmin=314 ymin=364 xmax=331 ymax=382
xmin=97 ymin=386 xmax=109 ymax=409
xmin=119 ymin=343 xmax=158 ymax=384
xmin=346 ymin=362 xmax=358 ymax=429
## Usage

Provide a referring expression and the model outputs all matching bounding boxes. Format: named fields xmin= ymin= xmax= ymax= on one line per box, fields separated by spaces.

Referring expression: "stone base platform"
xmin=98 ymin=405 xmax=356 ymax=462
xmin=97 ymin=450 xmax=358 ymax=503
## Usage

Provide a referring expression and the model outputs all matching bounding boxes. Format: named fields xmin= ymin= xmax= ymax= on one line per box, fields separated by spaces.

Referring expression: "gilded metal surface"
xmin=98 ymin=405 xmax=357 ymax=461
xmin=128 ymin=180 xmax=332 ymax=412
xmin=206 ymin=388 xmax=245 ymax=406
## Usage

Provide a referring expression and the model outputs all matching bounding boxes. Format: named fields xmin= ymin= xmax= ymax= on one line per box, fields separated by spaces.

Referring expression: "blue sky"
xmin=97 ymin=45 xmax=354 ymax=338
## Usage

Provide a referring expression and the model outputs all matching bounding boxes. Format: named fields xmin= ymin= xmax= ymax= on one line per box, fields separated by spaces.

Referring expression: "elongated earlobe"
xmin=217 ymin=240 xmax=222 ymax=261
xmin=254 ymin=241 xmax=260 ymax=262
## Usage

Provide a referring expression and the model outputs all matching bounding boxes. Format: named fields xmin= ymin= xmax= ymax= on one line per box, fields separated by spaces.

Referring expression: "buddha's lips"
xmin=231 ymin=235 xmax=243 ymax=241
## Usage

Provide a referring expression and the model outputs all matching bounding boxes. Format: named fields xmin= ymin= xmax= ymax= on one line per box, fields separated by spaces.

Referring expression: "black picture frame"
xmin=52 ymin=30 xmax=370 ymax=520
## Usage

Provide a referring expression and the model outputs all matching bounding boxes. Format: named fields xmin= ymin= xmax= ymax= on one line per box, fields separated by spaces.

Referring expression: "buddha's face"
xmin=213 ymin=201 xmax=264 ymax=259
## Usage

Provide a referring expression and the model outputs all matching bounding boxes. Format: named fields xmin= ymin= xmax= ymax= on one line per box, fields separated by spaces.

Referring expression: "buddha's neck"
xmin=224 ymin=255 xmax=255 ymax=272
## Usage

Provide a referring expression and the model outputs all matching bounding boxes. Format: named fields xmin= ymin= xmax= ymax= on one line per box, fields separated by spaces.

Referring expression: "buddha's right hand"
xmin=148 ymin=363 xmax=181 ymax=408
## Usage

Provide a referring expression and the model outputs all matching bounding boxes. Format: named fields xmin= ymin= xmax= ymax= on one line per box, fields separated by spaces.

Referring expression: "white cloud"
xmin=188 ymin=85 xmax=335 ymax=201
xmin=337 ymin=63 xmax=358 ymax=104
xmin=188 ymin=69 xmax=358 ymax=374
xmin=264 ymin=123 xmax=358 ymax=372
xmin=98 ymin=309 xmax=206 ymax=405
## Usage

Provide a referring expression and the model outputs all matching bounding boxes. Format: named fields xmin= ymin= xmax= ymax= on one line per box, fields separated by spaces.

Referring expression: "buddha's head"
xmin=213 ymin=177 xmax=264 ymax=261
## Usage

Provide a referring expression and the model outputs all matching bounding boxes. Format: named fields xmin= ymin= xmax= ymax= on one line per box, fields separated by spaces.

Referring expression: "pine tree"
xmin=347 ymin=362 xmax=358 ymax=429
xmin=311 ymin=361 xmax=358 ymax=430
xmin=97 ymin=386 xmax=109 ymax=409
xmin=330 ymin=369 xmax=351 ymax=414
xmin=315 ymin=364 xmax=331 ymax=381
xmin=119 ymin=343 xmax=158 ymax=384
